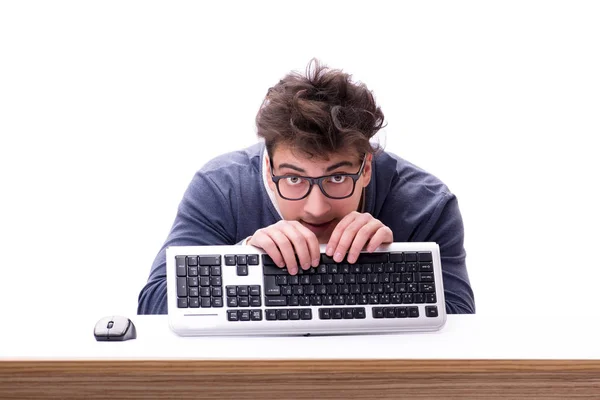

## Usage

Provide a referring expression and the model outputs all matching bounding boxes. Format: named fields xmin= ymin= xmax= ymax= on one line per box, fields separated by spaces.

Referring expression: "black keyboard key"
xmin=426 ymin=306 xmax=438 ymax=317
xmin=356 ymin=253 xmax=388 ymax=263
xmin=226 ymin=286 xmax=237 ymax=296
xmin=237 ymin=286 xmax=249 ymax=296
xmin=249 ymin=285 xmax=261 ymax=296
xmin=177 ymin=297 xmax=188 ymax=308
xmin=201 ymin=297 xmax=211 ymax=308
xmin=210 ymin=276 xmax=221 ymax=286
xmin=237 ymin=265 xmax=248 ymax=276
xmin=418 ymin=252 xmax=432 ymax=262
xmin=200 ymin=287 xmax=210 ymax=297
xmin=265 ymin=296 xmax=287 ymax=307
xmin=250 ymin=296 xmax=261 ymax=307
xmin=277 ymin=309 xmax=289 ymax=320
xmin=212 ymin=297 xmax=223 ymax=307
xmin=212 ymin=287 xmax=222 ymax=297
xmin=266 ymin=309 xmax=277 ymax=320
xmin=389 ymin=253 xmax=403 ymax=262
xmin=384 ymin=307 xmax=396 ymax=318
xmin=354 ymin=308 xmax=366 ymax=319
xmin=343 ymin=308 xmax=354 ymax=319
xmin=408 ymin=307 xmax=419 ymax=318
xmin=264 ymin=276 xmax=280 ymax=296
xmin=419 ymin=262 xmax=433 ymax=272
xmin=262 ymin=254 xmax=276 ymax=266
xmin=300 ymin=309 xmax=312 ymax=320
xmin=236 ymin=255 xmax=247 ymax=265
xmin=187 ymin=256 xmax=198 ymax=266
xmin=396 ymin=307 xmax=407 ymax=318
xmin=199 ymin=255 xmax=221 ymax=266
xmin=177 ymin=277 xmax=187 ymax=297
xmin=404 ymin=253 xmax=417 ymax=262
xmin=319 ymin=308 xmax=331 ymax=319
xmin=224 ymin=255 xmax=236 ymax=265
xmin=250 ymin=309 xmax=262 ymax=321
xmin=238 ymin=297 xmax=249 ymax=307
xmin=227 ymin=310 xmax=239 ymax=321
xmin=373 ymin=307 xmax=384 ymax=318
xmin=227 ymin=297 xmax=238 ymax=307
xmin=247 ymin=254 xmax=259 ymax=265
xmin=331 ymin=308 xmax=343 ymax=319
xmin=187 ymin=277 xmax=198 ymax=287
xmin=199 ymin=266 xmax=210 ymax=276
xmin=188 ymin=266 xmax=198 ymax=276
xmin=263 ymin=264 xmax=287 ymax=275
xmin=189 ymin=287 xmax=199 ymax=297
xmin=239 ymin=310 xmax=250 ymax=321
xmin=289 ymin=309 xmax=300 ymax=320
xmin=211 ymin=266 xmax=221 ymax=276
xmin=419 ymin=283 xmax=435 ymax=293
xmin=426 ymin=293 xmax=437 ymax=303
xmin=176 ymin=256 xmax=187 ymax=276
xmin=189 ymin=297 xmax=199 ymax=308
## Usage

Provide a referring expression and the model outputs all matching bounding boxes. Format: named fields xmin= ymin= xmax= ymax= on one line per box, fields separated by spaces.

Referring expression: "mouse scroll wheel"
xmin=107 ymin=321 xmax=114 ymax=329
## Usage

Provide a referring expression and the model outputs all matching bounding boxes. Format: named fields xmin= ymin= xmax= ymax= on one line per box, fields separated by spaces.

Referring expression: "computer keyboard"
xmin=166 ymin=242 xmax=446 ymax=336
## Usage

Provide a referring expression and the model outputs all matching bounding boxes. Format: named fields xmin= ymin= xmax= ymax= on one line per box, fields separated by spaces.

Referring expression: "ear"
xmin=361 ymin=153 xmax=373 ymax=187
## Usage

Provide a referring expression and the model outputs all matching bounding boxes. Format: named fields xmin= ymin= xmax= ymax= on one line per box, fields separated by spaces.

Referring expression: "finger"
xmin=345 ymin=219 xmax=383 ymax=263
xmin=278 ymin=222 xmax=314 ymax=272
xmin=247 ymin=229 xmax=286 ymax=268
xmin=289 ymin=221 xmax=321 ymax=268
xmin=365 ymin=226 xmax=394 ymax=253
xmin=326 ymin=211 xmax=359 ymax=257
xmin=263 ymin=228 xmax=299 ymax=274
xmin=333 ymin=213 xmax=373 ymax=262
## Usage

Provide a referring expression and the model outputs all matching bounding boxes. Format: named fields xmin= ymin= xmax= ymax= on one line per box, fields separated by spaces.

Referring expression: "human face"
xmin=266 ymin=145 xmax=372 ymax=243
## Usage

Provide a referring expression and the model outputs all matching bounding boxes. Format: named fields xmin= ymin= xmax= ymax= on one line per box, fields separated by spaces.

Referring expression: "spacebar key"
xmin=265 ymin=297 xmax=288 ymax=307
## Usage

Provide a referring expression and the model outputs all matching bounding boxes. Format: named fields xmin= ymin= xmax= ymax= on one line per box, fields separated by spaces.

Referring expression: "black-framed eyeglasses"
xmin=270 ymin=156 xmax=367 ymax=201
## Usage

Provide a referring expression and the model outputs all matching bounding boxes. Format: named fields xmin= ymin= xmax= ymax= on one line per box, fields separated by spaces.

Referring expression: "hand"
xmin=326 ymin=211 xmax=393 ymax=264
xmin=247 ymin=220 xmax=321 ymax=275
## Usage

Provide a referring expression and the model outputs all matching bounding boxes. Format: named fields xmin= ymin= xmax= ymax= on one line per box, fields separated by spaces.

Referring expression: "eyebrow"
xmin=278 ymin=160 xmax=355 ymax=173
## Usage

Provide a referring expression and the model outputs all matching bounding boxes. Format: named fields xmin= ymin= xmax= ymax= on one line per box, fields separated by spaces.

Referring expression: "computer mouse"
xmin=94 ymin=315 xmax=137 ymax=341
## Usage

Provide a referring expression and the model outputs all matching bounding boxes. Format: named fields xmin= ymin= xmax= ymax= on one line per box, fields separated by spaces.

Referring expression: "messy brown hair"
xmin=256 ymin=58 xmax=385 ymax=162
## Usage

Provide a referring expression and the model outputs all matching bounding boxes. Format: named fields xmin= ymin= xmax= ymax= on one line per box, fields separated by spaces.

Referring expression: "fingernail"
xmin=302 ymin=262 xmax=310 ymax=270
xmin=312 ymin=258 xmax=320 ymax=267
xmin=278 ymin=262 xmax=285 ymax=268
xmin=334 ymin=252 xmax=343 ymax=262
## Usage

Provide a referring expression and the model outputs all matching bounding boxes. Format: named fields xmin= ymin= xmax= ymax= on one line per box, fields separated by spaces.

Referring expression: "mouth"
xmin=300 ymin=219 xmax=334 ymax=233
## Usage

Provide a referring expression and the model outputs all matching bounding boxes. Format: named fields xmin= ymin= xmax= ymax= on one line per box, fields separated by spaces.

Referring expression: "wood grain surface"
xmin=1 ymin=360 xmax=600 ymax=399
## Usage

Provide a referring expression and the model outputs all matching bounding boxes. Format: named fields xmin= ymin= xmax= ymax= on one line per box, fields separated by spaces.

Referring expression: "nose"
xmin=303 ymin=185 xmax=331 ymax=217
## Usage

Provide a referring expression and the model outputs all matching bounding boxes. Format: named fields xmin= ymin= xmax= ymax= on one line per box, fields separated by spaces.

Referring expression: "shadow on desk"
xmin=2 ymin=359 xmax=600 ymax=399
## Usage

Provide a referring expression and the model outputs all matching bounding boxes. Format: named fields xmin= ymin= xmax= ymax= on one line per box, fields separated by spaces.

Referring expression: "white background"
xmin=1 ymin=0 xmax=599 ymax=329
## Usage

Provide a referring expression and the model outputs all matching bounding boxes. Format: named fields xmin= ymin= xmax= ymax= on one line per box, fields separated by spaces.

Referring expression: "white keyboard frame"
xmin=167 ymin=242 xmax=446 ymax=336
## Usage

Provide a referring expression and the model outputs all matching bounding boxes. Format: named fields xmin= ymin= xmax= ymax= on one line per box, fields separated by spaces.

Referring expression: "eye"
xmin=329 ymin=175 xmax=347 ymax=184
xmin=285 ymin=176 xmax=304 ymax=185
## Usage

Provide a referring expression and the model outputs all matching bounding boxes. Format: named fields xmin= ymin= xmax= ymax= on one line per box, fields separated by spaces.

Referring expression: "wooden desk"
xmin=2 ymin=315 xmax=600 ymax=398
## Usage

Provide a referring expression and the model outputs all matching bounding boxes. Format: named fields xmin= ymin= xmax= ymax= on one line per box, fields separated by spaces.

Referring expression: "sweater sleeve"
xmin=419 ymin=193 xmax=476 ymax=314
xmin=137 ymin=172 xmax=236 ymax=315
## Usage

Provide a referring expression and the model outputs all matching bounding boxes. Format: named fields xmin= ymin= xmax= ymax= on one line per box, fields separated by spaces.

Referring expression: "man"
xmin=137 ymin=59 xmax=475 ymax=314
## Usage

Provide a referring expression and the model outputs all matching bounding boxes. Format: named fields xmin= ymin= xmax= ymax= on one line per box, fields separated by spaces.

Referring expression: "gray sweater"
xmin=137 ymin=143 xmax=475 ymax=314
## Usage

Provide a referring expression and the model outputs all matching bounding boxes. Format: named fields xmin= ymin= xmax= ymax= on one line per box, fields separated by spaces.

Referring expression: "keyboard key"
xmin=199 ymin=255 xmax=221 ymax=266
xmin=266 ymin=309 xmax=277 ymax=320
xmin=211 ymin=266 xmax=221 ymax=276
xmin=189 ymin=298 xmax=199 ymax=308
xmin=177 ymin=297 xmax=188 ymax=308
xmin=237 ymin=265 xmax=248 ymax=276
xmin=384 ymin=307 xmax=395 ymax=318
xmin=319 ymin=308 xmax=331 ymax=319
xmin=331 ymin=308 xmax=343 ymax=319
xmin=389 ymin=253 xmax=403 ymax=262
xmin=343 ymin=308 xmax=354 ymax=319
xmin=177 ymin=278 xmax=187 ymax=297
xmin=176 ymin=256 xmax=187 ymax=276
xmin=249 ymin=285 xmax=261 ymax=296
xmin=189 ymin=287 xmax=199 ymax=297
xmin=247 ymin=254 xmax=259 ymax=265
xmin=426 ymin=306 xmax=438 ymax=317
xmin=300 ymin=309 xmax=312 ymax=320
xmin=356 ymin=253 xmax=388 ymax=263
xmin=250 ymin=309 xmax=262 ymax=321
xmin=404 ymin=253 xmax=417 ymax=262
xmin=354 ymin=308 xmax=366 ymax=319
xmin=289 ymin=309 xmax=301 ymax=320
xmin=236 ymin=255 xmax=247 ymax=265
xmin=239 ymin=310 xmax=250 ymax=321
xmin=265 ymin=296 xmax=287 ymax=307
xmin=277 ymin=309 xmax=289 ymax=320
xmin=418 ymin=252 xmax=433 ymax=262
xmin=227 ymin=310 xmax=239 ymax=321
xmin=224 ymin=255 xmax=236 ymax=265
xmin=408 ymin=307 xmax=419 ymax=318
xmin=187 ymin=256 xmax=198 ymax=266
xmin=238 ymin=297 xmax=249 ymax=307
xmin=212 ymin=297 xmax=223 ymax=307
